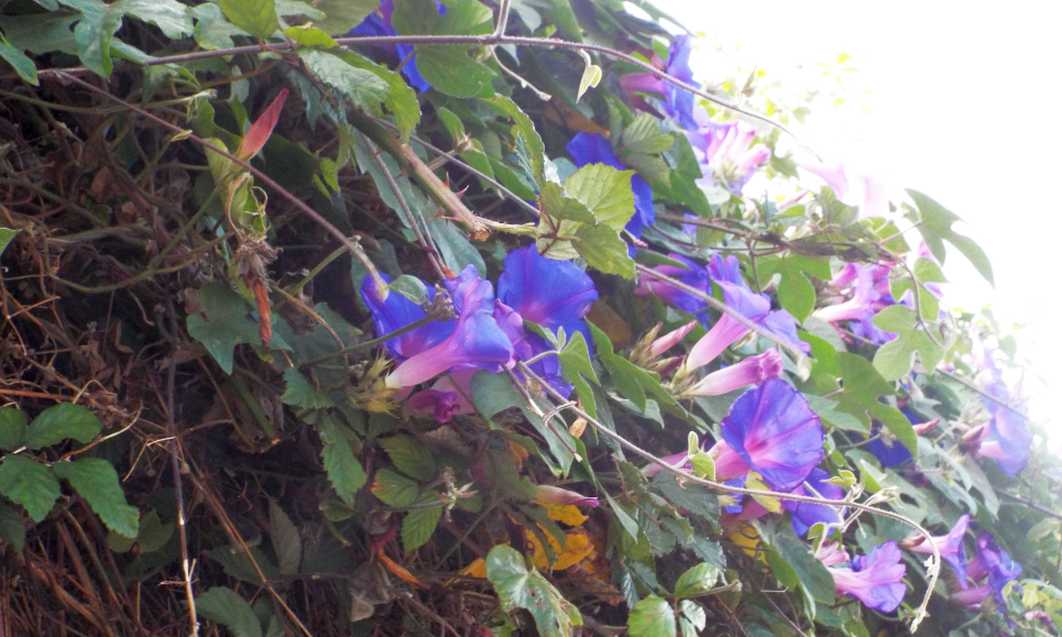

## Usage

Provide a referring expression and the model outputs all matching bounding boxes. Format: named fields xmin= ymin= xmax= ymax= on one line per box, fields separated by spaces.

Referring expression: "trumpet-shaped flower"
xmin=635 ymin=253 xmax=710 ymax=316
xmin=496 ymin=246 xmax=598 ymax=340
xmin=824 ymin=542 xmax=907 ymax=613
xmin=684 ymin=255 xmax=806 ymax=372
xmin=385 ymin=267 xmax=513 ymax=388
xmin=533 ymin=485 xmax=599 ymax=509
xmin=969 ymin=379 xmax=1032 ymax=477
xmin=952 ymin=532 xmax=1022 ymax=609
xmin=359 ymin=273 xmax=455 ymax=359
xmin=687 ymin=115 xmax=771 ymax=195
xmin=903 ymin=513 xmax=970 ymax=588
xmin=783 ymin=467 xmax=845 ymax=537
xmin=682 ymin=350 xmax=783 ymax=398
xmin=406 ymin=369 xmax=477 ymax=423
xmin=494 ymin=301 xmax=571 ymax=396
xmin=800 ymin=159 xmax=889 ymax=217
xmin=349 ymin=0 xmax=440 ymax=92
xmin=814 ymin=263 xmax=896 ymax=345
xmin=712 ymin=378 xmax=824 ymax=491
xmin=619 ymin=35 xmax=699 ymax=130
xmin=648 ymin=320 xmax=698 ymax=359
xmin=566 ymin=132 xmax=655 ymax=236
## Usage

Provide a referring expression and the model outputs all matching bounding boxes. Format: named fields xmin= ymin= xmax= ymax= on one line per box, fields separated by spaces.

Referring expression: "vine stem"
xmin=132 ymin=34 xmax=789 ymax=136
xmin=515 ymin=361 xmax=941 ymax=632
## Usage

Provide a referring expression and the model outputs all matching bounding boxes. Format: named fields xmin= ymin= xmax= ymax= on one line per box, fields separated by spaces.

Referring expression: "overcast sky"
xmin=654 ymin=0 xmax=1061 ymax=442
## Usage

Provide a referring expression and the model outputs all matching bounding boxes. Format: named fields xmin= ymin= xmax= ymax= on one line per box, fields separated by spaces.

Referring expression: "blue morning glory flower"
xmin=783 ymin=467 xmax=846 ymax=537
xmin=349 ymin=0 xmax=441 ymax=92
xmin=566 ymin=132 xmax=655 ymax=237
xmin=359 ymin=273 xmax=455 ymax=359
xmin=496 ymin=245 xmax=598 ymax=342
xmin=634 ymin=253 xmax=710 ymax=316
xmin=619 ymin=35 xmax=700 ymax=130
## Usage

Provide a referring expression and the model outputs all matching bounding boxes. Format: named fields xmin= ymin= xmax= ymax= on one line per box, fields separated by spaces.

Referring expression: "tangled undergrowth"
xmin=0 ymin=0 xmax=1059 ymax=636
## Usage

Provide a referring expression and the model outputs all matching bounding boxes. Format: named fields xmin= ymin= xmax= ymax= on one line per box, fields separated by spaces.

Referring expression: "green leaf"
xmin=196 ymin=587 xmax=263 ymax=637
xmin=217 ymin=0 xmax=277 ymax=39
xmin=380 ymin=435 xmax=437 ymax=482
xmin=946 ymin=230 xmax=994 ymax=285
xmin=269 ymin=499 xmax=301 ymax=575
xmin=186 ymin=282 xmax=263 ymax=374
xmin=576 ymin=59 xmax=602 ymax=102
xmin=334 ymin=49 xmax=421 ymax=141
xmin=628 ymin=595 xmax=676 ymax=637
xmin=191 ymin=3 xmax=247 ymax=50
xmin=57 ymin=0 xmax=124 ymax=76
xmin=0 ymin=406 xmax=27 ymax=450
xmin=870 ymin=403 xmax=918 ymax=457
xmin=0 ymin=227 xmax=16 ymax=256
xmin=907 ymin=188 xmax=993 ymax=285
xmin=299 ymin=49 xmax=390 ymax=111
xmin=312 ymin=0 xmax=378 ymax=34
xmin=0 ymin=456 xmax=59 ymax=523
xmin=393 ymin=0 xmax=496 ymax=98
xmin=870 ymin=305 xmax=944 ymax=381
xmin=678 ymin=600 xmax=706 ymax=637
xmin=777 ymin=268 xmax=815 ymax=323
xmin=540 ymin=182 xmax=595 ymax=223
xmin=415 ymin=45 xmax=497 ymax=97
xmin=54 ymin=458 xmax=139 ymax=538
xmin=575 ymin=224 xmax=635 ymax=279
xmin=318 ymin=417 xmax=366 ymax=505
xmin=481 ymin=95 xmax=546 ymax=185
xmin=564 ymin=164 xmax=635 ymax=230
xmin=557 ymin=331 xmax=599 ymax=418
xmin=0 ymin=35 xmax=37 ymax=85
xmin=371 ymin=468 xmax=420 ymax=507
xmin=119 ymin=0 xmax=193 ymax=38
xmin=673 ymin=562 xmax=721 ymax=598
xmin=0 ymin=502 xmax=26 ymax=552
xmin=388 ymin=274 xmax=430 ymax=305
xmin=401 ymin=495 xmax=443 ymax=553
xmin=620 ymin=113 xmax=675 ymax=155
xmin=765 ymin=529 xmax=835 ymax=618
xmin=25 ymin=403 xmax=102 ymax=450
xmin=281 ymin=368 xmax=335 ymax=409
xmin=651 ymin=472 xmax=719 ymax=525
xmin=486 ymin=545 xmax=582 ymax=637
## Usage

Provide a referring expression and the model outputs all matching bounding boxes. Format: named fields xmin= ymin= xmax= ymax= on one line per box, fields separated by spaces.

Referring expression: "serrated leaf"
xmin=299 ymin=49 xmax=389 ymax=110
xmin=371 ymin=468 xmax=420 ymax=507
xmin=540 ymin=182 xmax=594 ymax=223
xmin=318 ymin=417 xmax=366 ymax=505
xmin=191 ymin=3 xmax=247 ymax=50
xmin=0 ymin=502 xmax=25 ymax=552
xmin=574 ymin=224 xmax=634 ymax=279
xmin=674 ymin=562 xmax=721 ymax=598
xmin=380 ymin=435 xmax=436 ymax=482
xmin=628 ymin=595 xmax=676 ymax=637
xmin=563 ymin=164 xmax=635 ymax=230
xmin=620 ymin=113 xmax=674 ymax=155
xmin=217 ymin=0 xmax=277 ymax=39
xmin=25 ymin=403 xmax=102 ymax=450
xmin=54 ymin=458 xmax=139 ymax=538
xmin=269 ymin=499 xmax=301 ymax=575
xmin=415 ymin=45 xmax=497 ymax=97
xmin=186 ymin=282 xmax=262 ymax=374
xmin=281 ymin=368 xmax=335 ymax=409
xmin=335 ymin=49 xmax=421 ymax=140
xmin=196 ymin=587 xmax=263 ymax=637
xmin=312 ymin=0 xmax=378 ymax=34
xmin=486 ymin=545 xmax=582 ymax=637
xmin=0 ymin=456 xmax=59 ymax=523
xmin=401 ymin=495 xmax=442 ymax=553
xmin=0 ymin=406 xmax=27 ymax=450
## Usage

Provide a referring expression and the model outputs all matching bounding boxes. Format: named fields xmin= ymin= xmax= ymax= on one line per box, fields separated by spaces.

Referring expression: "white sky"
xmin=655 ymin=0 xmax=1061 ymax=442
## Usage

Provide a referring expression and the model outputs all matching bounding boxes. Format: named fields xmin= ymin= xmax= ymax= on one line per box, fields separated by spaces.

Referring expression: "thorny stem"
xmin=515 ymin=361 xmax=942 ymax=632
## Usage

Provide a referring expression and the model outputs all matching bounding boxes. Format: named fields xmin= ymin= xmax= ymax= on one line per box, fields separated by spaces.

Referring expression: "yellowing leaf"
xmin=460 ymin=557 xmax=487 ymax=578
xmin=727 ymin=522 xmax=762 ymax=560
xmin=544 ymin=503 xmax=588 ymax=527
xmin=527 ymin=527 xmax=595 ymax=571
xmin=376 ymin=550 xmax=427 ymax=589
xmin=745 ymin=473 xmax=781 ymax=514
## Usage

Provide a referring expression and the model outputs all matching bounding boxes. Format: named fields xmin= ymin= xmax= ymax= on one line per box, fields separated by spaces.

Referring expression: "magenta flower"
xmin=635 ymin=253 xmax=711 ymax=317
xmin=385 ymin=266 xmax=513 ymax=388
xmin=904 ymin=513 xmax=971 ymax=587
xmin=566 ymin=132 xmax=655 ymax=236
xmin=968 ymin=378 xmax=1032 ymax=476
xmin=684 ymin=255 xmax=806 ymax=373
xmin=359 ymin=273 xmax=455 ymax=359
xmin=682 ymin=350 xmax=782 ymax=398
xmin=782 ymin=467 xmax=846 ymax=537
xmin=619 ymin=35 xmax=699 ymax=130
xmin=952 ymin=532 xmax=1022 ymax=609
xmin=711 ymin=378 xmax=824 ymax=491
xmin=686 ymin=116 xmax=771 ymax=194
xmin=406 ymin=369 xmax=477 ymax=423
xmin=533 ymin=485 xmax=599 ymax=509
xmin=824 ymin=541 xmax=907 ymax=613
xmin=814 ymin=263 xmax=898 ymax=346
xmin=648 ymin=320 xmax=698 ymax=359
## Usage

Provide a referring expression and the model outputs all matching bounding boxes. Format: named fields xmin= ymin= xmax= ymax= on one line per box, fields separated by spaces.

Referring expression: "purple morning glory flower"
xmin=496 ymin=245 xmax=598 ymax=340
xmin=710 ymin=378 xmax=824 ymax=491
xmin=386 ymin=266 xmax=513 ymax=388
xmin=406 ymin=368 xmax=477 ymax=423
xmin=952 ymin=532 xmax=1022 ymax=609
xmin=683 ymin=255 xmax=807 ymax=372
xmin=359 ymin=273 xmax=455 ymax=359
xmin=783 ymin=467 xmax=846 ymax=537
xmin=682 ymin=350 xmax=783 ymax=398
xmin=903 ymin=513 xmax=970 ymax=588
xmin=865 ymin=407 xmax=936 ymax=468
xmin=969 ymin=380 xmax=1032 ymax=477
xmin=619 ymin=35 xmax=700 ymax=130
xmin=815 ymin=263 xmax=901 ymax=345
xmin=566 ymin=132 xmax=655 ymax=236
xmin=494 ymin=300 xmax=571 ymax=396
xmin=800 ymin=158 xmax=889 ymax=217
xmin=825 ymin=541 xmax=907 ymax=613
xmin=349 ymin=0 xmax=442 ymax=92
xmin=533 ymin=485 xmax=599 ymax=509
xmin=685 ymin=116 xmax=770 ymax=195
xmin=634 ymin=253 xmax=710 ymax=316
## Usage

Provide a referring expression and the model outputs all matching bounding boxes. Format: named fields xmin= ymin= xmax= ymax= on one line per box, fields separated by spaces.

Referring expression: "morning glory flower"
xmin=349 ymin=0 xmax=440 ymax=92
xmin=634 ymin=253 xmax=710 ymax=316
xmin=683 ymin=255 xmax=807 ymax=373
xmin=865 ymin=408 xmax=939 ymax=468
xmin=903 ymin=513 xmax=970 ymax=588
xmin=783 ymin=467 xmax=846 ymax=537
xmin=566 ymin=132 xmax=655 ymax=236
xmin=967 ymin=379 xmax=1033 ymax=477
xmin=647 ymin=320 xmax=698 ymax=359
xmin=681 ymin=350 xmax=783 ymax=398
xmin=533 ymin=485 xmax=599 ymax=509
xmin=359 ymin=273 xmax=455 ymax=359
xmin=814 ymin=263 xmax=897 ymax=345
xmin=494 ymin=300 xmax=571 ymax=396
xmin=952 ymin=532 xmax=1022 ymax=609
xmin=386 ymin=266 xmax=513 ymax=388
xmin=496 ymin=245 xmax=598 ymax=340
xmin=406 ymin=368 xmax=477 ymax=423
xmin=686 ymin=114 xmax=771 ymax=195
xmin=618 ymin=35 xmax=700 ymax=130
xmin=711 ymin=378 xmax=824 ymax=491
xmin=800 ymin=158 xmax=889 ymax=217
xmin=822 ymin=541 xmax=907 ymax=613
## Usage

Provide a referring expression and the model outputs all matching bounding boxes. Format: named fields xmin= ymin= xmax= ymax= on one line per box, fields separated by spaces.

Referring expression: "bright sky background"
xmin=654 ymin=0 xmax=1061 ymax=444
